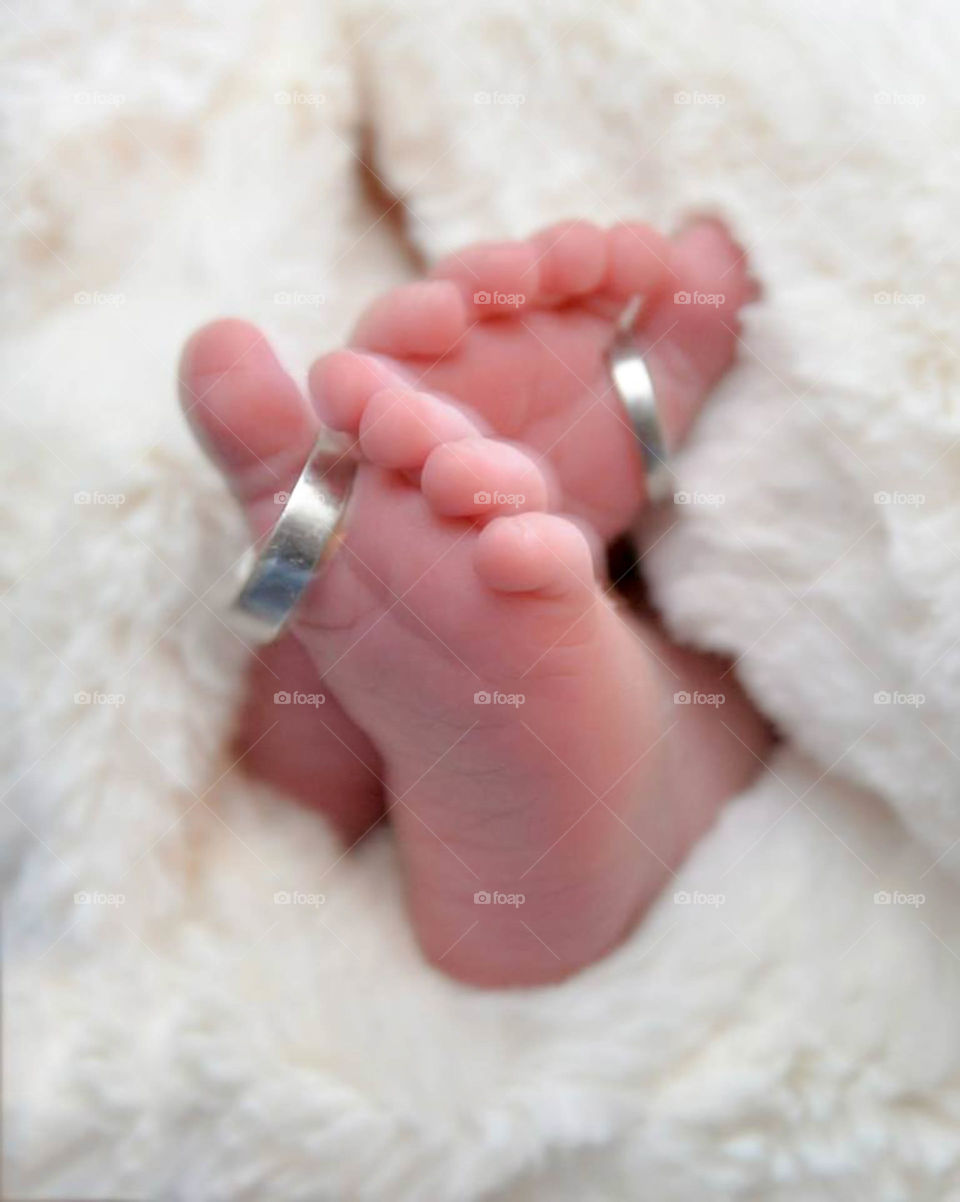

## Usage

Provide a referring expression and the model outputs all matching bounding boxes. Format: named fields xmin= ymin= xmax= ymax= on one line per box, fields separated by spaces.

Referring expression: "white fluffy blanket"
xmin=5 ymin=1 xmax=960 ymax=1198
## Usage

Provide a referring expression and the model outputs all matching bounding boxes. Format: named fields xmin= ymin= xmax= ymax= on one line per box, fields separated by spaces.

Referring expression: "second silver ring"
xmin=605 ymin=296 xmax=674 ymax=504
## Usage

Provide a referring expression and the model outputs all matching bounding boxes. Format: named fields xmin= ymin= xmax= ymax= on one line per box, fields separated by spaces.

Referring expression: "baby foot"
xmin=290 ymin=371 xmax=763 ymax=986
xmin=309 ymin=219 xmax=753 ymax=539
xmin=178 ymin=320 xmax=384 ymax=843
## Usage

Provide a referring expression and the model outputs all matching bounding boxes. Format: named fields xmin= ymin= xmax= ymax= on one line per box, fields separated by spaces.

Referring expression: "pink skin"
xmin=178 ymin=219 xmax=769 ymax=984
xmin=183 ymin=352 xmax=766 ymax=985
xmin=179 ymin=323 xmax=384 ymax=845
xmin=311 ymin=218 xmax=754 ymax=539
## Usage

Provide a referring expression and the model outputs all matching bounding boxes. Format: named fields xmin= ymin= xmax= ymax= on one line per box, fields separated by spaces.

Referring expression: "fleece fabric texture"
xmin=4 ymin=1 xmax=960 ymax=1198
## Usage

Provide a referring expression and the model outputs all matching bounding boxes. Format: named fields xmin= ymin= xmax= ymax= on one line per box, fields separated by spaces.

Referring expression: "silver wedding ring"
xmin=606 ymin=296 xmax=673 ymax=503
xmin=230 ymin=429 xmax=357 ymax=643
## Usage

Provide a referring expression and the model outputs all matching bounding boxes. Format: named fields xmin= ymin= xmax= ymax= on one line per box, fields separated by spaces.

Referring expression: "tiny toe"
xmin=179 ymin=319 xmax=316 ymax=534
xmin=530 ymin=220 xmax=607 ymax=299
xmin=421 ymin=437 xmax=548 ymax=518
xmin=359 ymin=387 xmax=477 ymax=470
xmin=637 ymin=218 xmax=754 ymax=446
xmin=431 ymin=240 xmax=541 ymax=316
xmin=475 ymin=513 xmax=595 ymax=596
xmin=602 ymin=222 xmax=674 ymax=304
xmin=308 ymin=349 xmax=406 ymax=433
xmin=350 ymin=280 xmax=467 ymax=357
xmin=672 ymin=217 xmax=754 ymax=311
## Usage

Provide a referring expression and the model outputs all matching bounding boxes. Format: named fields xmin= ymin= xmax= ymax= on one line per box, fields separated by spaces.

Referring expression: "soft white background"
xmin=4 ymin=1 xmax=960 ymax=1198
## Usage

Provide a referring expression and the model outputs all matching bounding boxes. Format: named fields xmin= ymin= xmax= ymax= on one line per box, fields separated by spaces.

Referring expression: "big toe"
xmin=179 ymin=320 xmax=317 ymax=535
xmin=640 ymin=219 xmax=754 ymax=448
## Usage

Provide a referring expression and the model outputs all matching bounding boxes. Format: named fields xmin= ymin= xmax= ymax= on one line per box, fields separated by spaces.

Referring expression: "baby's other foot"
xmin=310 ymin=219 xmax=753 ymax=539
xmin=178 ymin=320 xmax=383 ymax=843
xmin=291 ymin=368 xmax=750 ymax=985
